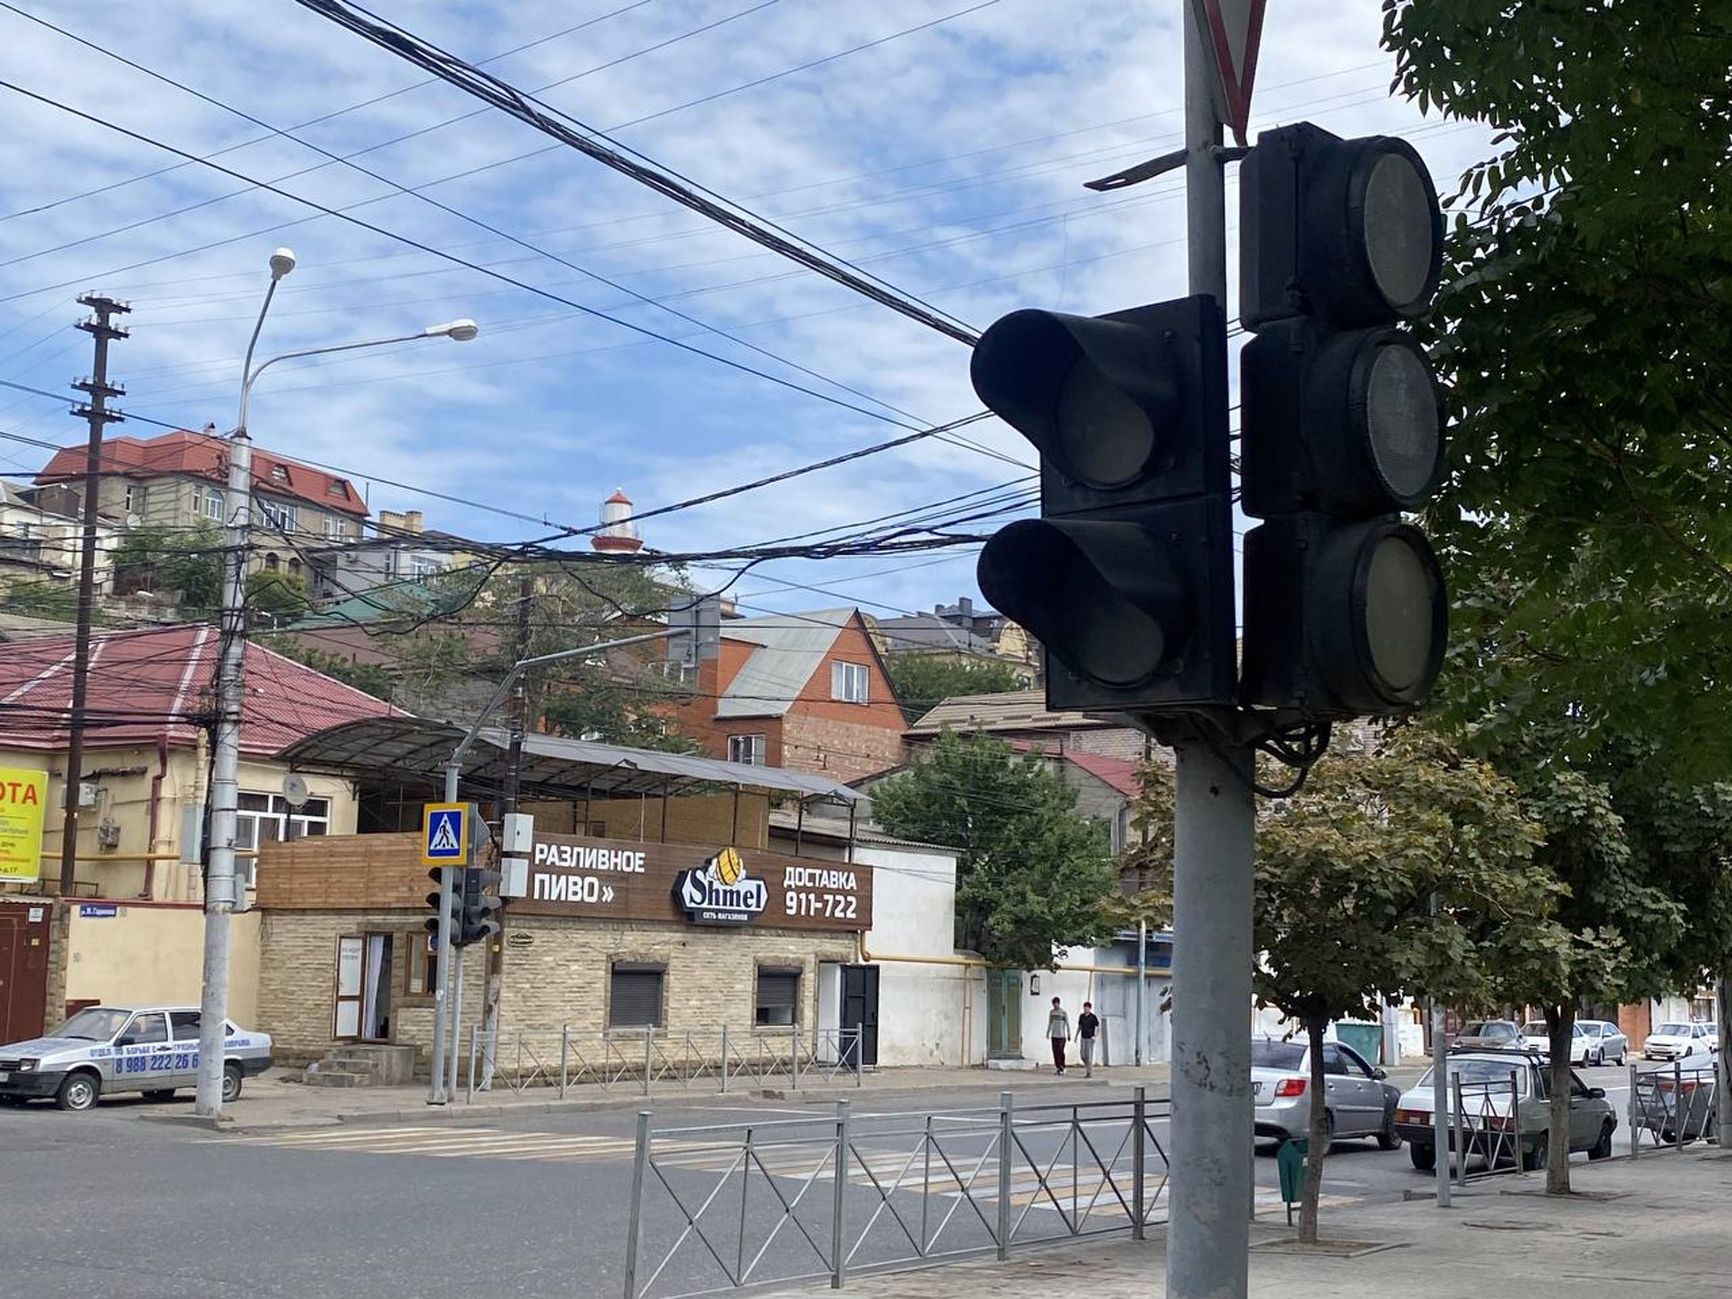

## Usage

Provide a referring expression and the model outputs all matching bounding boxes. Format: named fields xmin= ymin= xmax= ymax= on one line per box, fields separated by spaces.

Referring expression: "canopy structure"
xmin=276 ymin=716 xmax=864 ymax=806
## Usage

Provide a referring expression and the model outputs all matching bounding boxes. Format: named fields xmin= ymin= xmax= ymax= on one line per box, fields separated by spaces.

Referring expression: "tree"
xmin=870 ymin=730 xmax=1120 ymax=970
xmin=1128 ymin=729 xmax=1552 ymax=1240
xmin=882 ymin=654 xmax=1028 ymax=722
xmin=265 ymin=640 xmax=395 ymax=701
xmin=541 ymin=678 xmax=699 ymax=753
xmin=112 ymin=522 xmax=221 ymax=611
xmin=245 ymin=568 xmax=310 ymax=621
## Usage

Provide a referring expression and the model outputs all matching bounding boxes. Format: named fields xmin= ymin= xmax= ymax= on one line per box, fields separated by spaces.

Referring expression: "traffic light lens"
xmin=1362 ymin=152 xmax=1436 ymax=316
xmin=1363 ymin=531 xmax=1439 ymax=694
xmin=1364 ymin=340 xmax=1440 ymax=502
xmin=1055 ymin=357 xmax=1155 ymax=487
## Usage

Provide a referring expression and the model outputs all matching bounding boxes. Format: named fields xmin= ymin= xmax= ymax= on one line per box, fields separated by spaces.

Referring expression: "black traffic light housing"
xmin=425 ymin=867 xmax=461 ymax=942
xmin=1238 ymin=122 xmax=1449 ymax=721
xmin=973 ymin=295 xmax=1235 ymax=714
xmin=458 ymin=867 xmax=503 ymax=948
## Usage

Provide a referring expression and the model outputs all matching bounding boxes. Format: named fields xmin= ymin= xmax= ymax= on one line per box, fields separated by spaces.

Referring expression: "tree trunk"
xmin=1718 ymin=978 xmax=1731 ymax=1148
xmin=1298 ymin=1016 xmax=1329 ymax=1244
xmin=1546 ymin=1004 xmax=1573 ymax=1195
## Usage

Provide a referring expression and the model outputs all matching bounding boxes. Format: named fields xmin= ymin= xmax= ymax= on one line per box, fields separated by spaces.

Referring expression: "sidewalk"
xmin=759 ymin=1149 xmax=1732 ymax=1299
xmin=162 ymin=1061 xmax=1174 ymax=1131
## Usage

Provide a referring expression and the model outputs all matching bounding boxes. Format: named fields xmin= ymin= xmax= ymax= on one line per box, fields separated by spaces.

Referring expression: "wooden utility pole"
xmin=57 ymin=294 xmax=130 ymax=895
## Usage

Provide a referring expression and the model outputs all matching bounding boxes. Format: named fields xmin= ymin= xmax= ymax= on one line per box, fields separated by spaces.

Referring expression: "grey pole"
xmin=427 ymin=759 xmax=460 ymax=1103
xmin=1629 ymin=1062 xmax=1639 ymax=1157
xmin=830 ymin=1099 xmax=851 ymax=1288
xmin=996 ymin=1089 xmax=1014 ymax=1260
xmin=1431 ymin=997 xmax=1451 ymax=1206
xmin=1135 ymin=920 xmax=1147 ymax=1067
xmin=1165 ymin=9 xmax=1255 ymax=1299
xmin=623 ymin=1109 xmax=651 ymax=1299
xmin=447 ymin=941 xmax=465 ymax=1102
xmin=1132 ymin=1084 xmax=1148 ymax=1240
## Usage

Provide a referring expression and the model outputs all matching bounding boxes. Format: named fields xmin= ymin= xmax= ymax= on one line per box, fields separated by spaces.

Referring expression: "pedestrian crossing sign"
xmin=421 ymin=802 xmax=472 ymax=866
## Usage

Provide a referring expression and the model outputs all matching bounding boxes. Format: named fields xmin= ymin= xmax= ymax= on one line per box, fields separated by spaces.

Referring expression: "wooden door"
xmin=0 ymin=904 xmax=51 ymax=1042
xmin=333 ymin=935 xmax=364 ymax=1039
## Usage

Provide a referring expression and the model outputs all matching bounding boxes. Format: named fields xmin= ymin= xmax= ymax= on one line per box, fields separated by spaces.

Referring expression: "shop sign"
xmin=675 ymin=848 xmax=768 ymax=926
xmin=506 ymin=931 xmax=534 ymax=949
xmin=0 ymin=767 xmax=47 ymax=884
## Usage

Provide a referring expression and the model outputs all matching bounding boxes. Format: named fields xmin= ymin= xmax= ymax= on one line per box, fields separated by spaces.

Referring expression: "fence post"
xmin=644 ymin=1025 xmax=654 ymax=1098
xmin=997 ymin=1089 xmax=1014 ymax=1260
xmin=793 ymin=1023 xmax=802 ymax=1091
xmin=720 ymin=1024 xmax=730 ymax=1094
xmin=1453 ymin=1076 xmax=1468 ymax=1187
xmin=1510 ymin=1069 xmax=1522 ymax=1174
xmin=623 ymin=1109 xmax=651 ymax=1299
xmin=831 ymin=1100 xmax=851 ymax=1289
xmin=466 ymin=1024 xmax=478 ymax=1104
xmin=855 ymin=1022 xmax=864 ymax=1087
xmin=1675 ymin=1060 xmax=1685 ymax=1151
xmin=1132 ymin=1085 xmax=1147 ymax=1241
xmin=560 ymin=1025 xmax=569 ymax=1100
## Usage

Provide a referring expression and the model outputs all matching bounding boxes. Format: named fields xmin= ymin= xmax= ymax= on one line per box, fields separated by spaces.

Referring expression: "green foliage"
xmin=541 ymin=677 xmax=700 ymax=753
xmin=113 ymin=523 xmax=221 ymax=611
xmin=870 ymin=730 xmax=1119 ymax=969
xmin=882 ymin=653 xmax=1028 ymax=722
xmin=1 ymin=579 xmax=78 ymax=620
xmin=245 ymin=568 xmax=311 ymax=620
xmin=265 ymin=640 xmax=396 ymax=701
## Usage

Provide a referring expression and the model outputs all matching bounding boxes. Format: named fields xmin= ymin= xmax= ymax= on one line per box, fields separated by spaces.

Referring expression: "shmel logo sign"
xmin=675 ymin=846 xmax=768 ymax=926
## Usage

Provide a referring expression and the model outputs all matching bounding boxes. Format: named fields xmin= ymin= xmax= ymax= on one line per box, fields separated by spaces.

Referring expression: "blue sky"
xmin=0 ymin=0 xmax=1492 ymax=624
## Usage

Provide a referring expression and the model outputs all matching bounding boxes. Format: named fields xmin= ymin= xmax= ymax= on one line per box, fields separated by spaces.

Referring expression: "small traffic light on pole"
xmin=425 ymin=867 xmax=461 ymax=944
xmin=1238 ymin=123 xmax=1449 ymax=718
xmin=972 ymin=296 xmax=1236 ymax=714
xmin=458 ymin=866 xmax=503 ymax=947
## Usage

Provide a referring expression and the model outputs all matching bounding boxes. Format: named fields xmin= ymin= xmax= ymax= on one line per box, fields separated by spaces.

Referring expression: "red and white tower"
xmin=591 ymin=488 xmax=643 ymax=554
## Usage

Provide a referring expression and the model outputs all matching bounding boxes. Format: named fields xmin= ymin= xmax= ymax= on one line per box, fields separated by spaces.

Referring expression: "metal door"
xmin=986 ymin=969 xmax=1022 ymax=1059
xmin=840 ymin=964 xmax=879 ymax=1067
xmin=0 ymin=903 xmax=51 ymax=1043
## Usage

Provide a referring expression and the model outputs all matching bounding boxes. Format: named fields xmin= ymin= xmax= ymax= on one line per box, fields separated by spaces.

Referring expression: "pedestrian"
xmin=1075 ymin=1001 xmax=1100 ymax=1078
xmin=1046 ymin=996 xmax=1070 ymax=1073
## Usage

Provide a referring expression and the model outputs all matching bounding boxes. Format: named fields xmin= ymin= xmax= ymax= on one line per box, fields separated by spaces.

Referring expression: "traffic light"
xmin=972 ymin=295 xmax=1236 ymax=714
xmin=1238 ymin=123 xmax=1449 ymax=718
xmin=457 ymin=866 xmax=503 ymax=948
xmin=425 ymin=866 xmax=461 ymax=942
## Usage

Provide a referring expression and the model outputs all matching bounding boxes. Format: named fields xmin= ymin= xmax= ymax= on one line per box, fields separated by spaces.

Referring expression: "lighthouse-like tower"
xmin=591 ymin=488 xmax=643 ymax=554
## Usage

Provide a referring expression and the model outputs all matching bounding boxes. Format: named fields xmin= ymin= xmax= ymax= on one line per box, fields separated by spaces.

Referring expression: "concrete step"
xmin=302 ymin=1068 xmax=368 ymax=1088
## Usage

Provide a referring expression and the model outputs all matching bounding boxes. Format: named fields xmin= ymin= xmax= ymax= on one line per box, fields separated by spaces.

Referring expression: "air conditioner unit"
xmin=61 ymin=781 xmax=98 ymax=810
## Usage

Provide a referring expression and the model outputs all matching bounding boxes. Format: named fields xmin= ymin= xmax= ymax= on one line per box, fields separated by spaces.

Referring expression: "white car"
xmin=1518 ymin=1020 xmax=1596 ymax=1066
xmin=1643 ymin=1021 xmax=1718 ymax=1062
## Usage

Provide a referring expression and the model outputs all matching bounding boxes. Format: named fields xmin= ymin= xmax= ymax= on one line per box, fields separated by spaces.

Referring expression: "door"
xmin=840 ymin=964 xmax=879 ymax=1067
xmin=1566 ymin=1071 xmax=1600 ymax=1150
xmin=333 ymin=936 xmax=364 ymax=1038
xmin=360 ymin=933 xmax=393 ymax=1042
xmin=1338 ymin=1043 xmax=1388 ymax=1135
xmin=169 ymin=1010 xmax=208 ymax=1088
xmin=112 ymin=1011 xmax=173 ymax=1094
xmin=986 ymin=969 xmax=1021 ymax=1059
xmin=0 ymin=904 xmax=51 ymax=1043
xmin=1321 ymin=1044 xmax=1376 ymax=1135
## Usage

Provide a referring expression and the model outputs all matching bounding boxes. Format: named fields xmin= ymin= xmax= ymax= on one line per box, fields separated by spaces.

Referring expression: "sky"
xmin=0 ymin=0 xmax=1494 ymax=626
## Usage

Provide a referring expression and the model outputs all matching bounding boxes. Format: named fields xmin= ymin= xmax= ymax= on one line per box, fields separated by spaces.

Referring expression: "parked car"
xmin=0 ymin=1005 xmax=273 ymax=1111
xmin=1643 ymin=1021 xmax=1718 ymax=1061
xmin=1578 ymin=1019 xmax=1630 ymax=1067
xmin=1392 ymin=1049 xmax=1618 ymax=1172
xmin=1452 ymin=1020 xmax=1523 ymax=1051
xmin=1250 ymin=1037 xmax=1402 ymax=1151
xmin=1518 ymin=1020 xmax=1596 ymax=1065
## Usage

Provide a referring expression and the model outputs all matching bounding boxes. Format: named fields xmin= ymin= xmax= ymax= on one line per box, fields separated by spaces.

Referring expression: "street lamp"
xmin=194 ymin=250 xmax=477 ymax=1121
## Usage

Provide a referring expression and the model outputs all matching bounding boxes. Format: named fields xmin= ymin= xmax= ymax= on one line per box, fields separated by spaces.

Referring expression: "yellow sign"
xmin=0 ymin=767 xmax=48 ymax=883
xmin=420 ymin=802 xmax=472 ymax=867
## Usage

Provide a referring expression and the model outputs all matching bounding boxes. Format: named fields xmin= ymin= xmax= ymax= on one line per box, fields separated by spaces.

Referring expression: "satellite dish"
xmin=282 ymin=772 xmax=310 ymax=808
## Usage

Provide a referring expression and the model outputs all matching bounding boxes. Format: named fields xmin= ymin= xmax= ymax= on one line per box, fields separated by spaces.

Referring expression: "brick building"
xmin=666 ymin=607 xmax=907 ymax=783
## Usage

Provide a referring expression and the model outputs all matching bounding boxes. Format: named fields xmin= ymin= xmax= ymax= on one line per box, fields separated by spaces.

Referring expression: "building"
xmin=0 ymin=480 xmax=118 ymax=595
xmin=871 ymin=596 xmax=1036 ymax=670
xmin=0 ymin=624 xmax=396 ymax=1041
xmin=666 ymin=607 xmax=907 ymax=782
xmin=33 ymin=428 xmax=369 ymax=579
xmin=250 ymin=717 xmax=971 ymax=1074
xmin=305 ymin=508 xmax=456 ymax=603
xmin=904 ymin=689 xmax=1152 ymax=763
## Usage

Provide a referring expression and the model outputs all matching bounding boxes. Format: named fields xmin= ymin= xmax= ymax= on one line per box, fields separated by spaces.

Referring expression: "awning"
xmin=276 ymin=716 xmax=864 ymax=804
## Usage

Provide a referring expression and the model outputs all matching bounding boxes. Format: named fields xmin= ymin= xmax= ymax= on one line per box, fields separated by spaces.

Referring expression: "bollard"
xmin=644 ymin=1025 xmax=654 ymax=1098
xmin=793 ymin=1023 xmax=802 ymax=1090
xmin=855 ymin=1022 xmax=865 ymax=1087
xmin=1675 ymin=1060 xmax=1685 ymax=1151
xmin=1510 ymin=1069 xmax=1522 ymax=1174
xmin=720 ymin=1023 xmax=730 ymax=1094
xmin=623 ymin=1110 xmax=651 ymax=1299
xmin=830 ymin=1100 xmax=851 ymax=1288
xmin=1132 ymin=1085 xmax=1147 ymax=1241
xmin=996 ymin=1090 xmax=1014 ymax=1260
xmin=1629 ymin=1063 xmax=1639 ymax=1157
xmin=560 ymin=1025 xmax=569 ymax=1100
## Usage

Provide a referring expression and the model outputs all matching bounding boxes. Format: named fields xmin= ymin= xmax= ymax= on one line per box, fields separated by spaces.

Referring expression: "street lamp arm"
xmin=237 ymin=330 xmax=432 ymax=434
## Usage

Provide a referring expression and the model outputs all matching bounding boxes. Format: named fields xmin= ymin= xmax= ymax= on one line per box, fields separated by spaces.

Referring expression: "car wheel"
xmin=1588 ymin=1121 xmax=1614 ymax=1161
xmin=142 ymin=1089 xmax=176 ymax=1102
xmin=1521 ymin=1133 xmax=1548 ymax=1173
xmin=1409 ymin=1142 xmax=1436 ymax=1171
xmin=221 ymin=1062 xmax=243 ymax=1104
xmin=54 ymin=1071 xmax=100 ymax=1112
xmin=1376 ymin=1108 xmax=1402 ymax=1151
xmin=1320 ymin=1109 xmax=1335 ymax=1154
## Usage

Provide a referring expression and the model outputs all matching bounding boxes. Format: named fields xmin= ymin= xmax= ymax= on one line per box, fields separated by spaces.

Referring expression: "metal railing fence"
xmin=1630 ymin=1059 xmax=1721 ymax=1154
xmin=1450 ymin=1073 xmax=1526 ymax=1183
xmin=463 ymin=1024 xmax=866 ymax=1102
xmin=621 ymin=1088 xmax=1169 ymax=1298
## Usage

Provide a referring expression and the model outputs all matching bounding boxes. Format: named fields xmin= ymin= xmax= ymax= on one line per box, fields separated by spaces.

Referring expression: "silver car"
xmin=1393 ymin=1049 xmax=1617 ymax=1171
xmin=1579 ymin=1019 xmax=1629 ymax=1067
xmin=1251 ymin=1037 xmax=1401 ymax=1150
xmin=0 ymin=1005 xmax=273 ymax=1111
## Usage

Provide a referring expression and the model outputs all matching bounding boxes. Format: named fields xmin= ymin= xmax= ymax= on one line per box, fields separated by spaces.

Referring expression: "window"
xmin=728 ymin=734 xmax=766 ymax=765
xmin=410 ymin=557 xmax=441 ymax=579
xmin=755 ymin=968 xmax=800 ymax=1026
xmin=327 ymin=478 xmax=349 ymax=498
xmin=407 ymin=934 xmax=435 ymax=997
xmin=323 ymin=517 xmax=344 ymax=540
xmin=609 ymin=963 xmax=665 ymax=1028
xmin=235 ymin=792 xmax=330 ymax=885
xmin=1250 ymin=1040 xmax=1305 ymax=1070
xmin=1320 ymin=1044 xmax=1349 ymax=1076
xmin=170 ymin=1010 xmax=228 ymax=1041
xmin=201 ymin=487 xmax=225 ymax=521
xmin=123 ymin=483 xmax=145 ymax=515
xmin=271 ymin=463 xmax=289 ymax=483
xmin=831 ymin=661 xmax=869 ymax=704
xmin=258 ymin=498 xmax=298 ymax=534
xmin=118 ymin=1012 xmax=168 ymax=1046
xmin=263 ymin=552 xmax=280 ymax=571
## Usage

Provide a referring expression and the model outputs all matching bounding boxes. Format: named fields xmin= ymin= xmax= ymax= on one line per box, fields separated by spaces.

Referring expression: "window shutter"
xmin=610 ymin=966 xmax=664 ymax=1027
xmin=756 ymin=969 xmax=799 ymax=1025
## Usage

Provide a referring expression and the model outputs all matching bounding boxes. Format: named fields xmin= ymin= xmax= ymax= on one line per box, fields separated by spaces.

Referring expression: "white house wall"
xmin=857 ymin=843 xmax=973 ymax=1067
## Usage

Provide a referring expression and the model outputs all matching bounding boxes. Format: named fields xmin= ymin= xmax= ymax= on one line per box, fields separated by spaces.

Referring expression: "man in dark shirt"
xmin=1076 ymin=1002 xmax=1101 ymax=1078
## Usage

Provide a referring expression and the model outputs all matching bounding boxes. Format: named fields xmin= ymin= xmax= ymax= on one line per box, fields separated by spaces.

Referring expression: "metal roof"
xmin=904 ymin=689 xmax=1123 ymax=736
xmin=715 ymin=607 xmax=853 ymax=719
xmin=276 ymin=716 xmax=864 ymax=803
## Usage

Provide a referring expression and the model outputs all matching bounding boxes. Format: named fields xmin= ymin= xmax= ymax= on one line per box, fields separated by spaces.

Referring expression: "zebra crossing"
xmin=218 ymin=1124 xmax=1326 ymax=1215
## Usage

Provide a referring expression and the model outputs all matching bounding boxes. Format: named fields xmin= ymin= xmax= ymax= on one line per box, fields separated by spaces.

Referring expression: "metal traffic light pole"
xmin=1165 ymin=10 xmax=1256 ymax=1299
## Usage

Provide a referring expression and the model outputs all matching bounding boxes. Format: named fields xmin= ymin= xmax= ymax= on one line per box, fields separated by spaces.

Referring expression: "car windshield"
xmin=1251 ymin=1040 xmax=1306 ymax=1069
xmin=1419 ymin=1059 xmax=1528 ymax=1092
xmin=1521 ymin=1022 xmax=1547 ymax=1036
xmin=1464 ymin=1022 xmax=1513 ymax=1038
xmin=50 ymin=1007 xmax=132 ymax=1041
xmin=1656 ymin=1024 xmax=1693 ymax=1036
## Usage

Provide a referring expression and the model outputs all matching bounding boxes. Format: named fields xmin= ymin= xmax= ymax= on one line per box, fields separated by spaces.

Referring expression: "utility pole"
xmin=1164 ymin=11 xmax=1254 ymax=1299
xmin=478 ymin=572 xmax=534 ymax=1090
xmin=58 ymin=294 xmax=130 ymax=896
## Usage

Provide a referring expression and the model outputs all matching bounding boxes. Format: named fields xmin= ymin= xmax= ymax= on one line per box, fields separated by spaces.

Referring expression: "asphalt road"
xmin=0 ymin=1065 xmax=1656 ymax=1299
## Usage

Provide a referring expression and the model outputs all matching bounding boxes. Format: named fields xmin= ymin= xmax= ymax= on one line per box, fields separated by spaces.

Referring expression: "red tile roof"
xmin=1006 ymin=740 xmax=1142 ymax=797
xmin=35 ymin=430 xmax=368 ymax=518
xmin=0 ymin=624 xmax=397 ymax=755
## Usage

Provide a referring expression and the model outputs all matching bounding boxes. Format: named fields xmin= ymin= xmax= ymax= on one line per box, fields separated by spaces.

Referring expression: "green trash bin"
xmin=1336 ymin=1023 xmax=1384 ymax=1065
xmin=1277 ymin=1137 xmax=1308 ymax=1225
